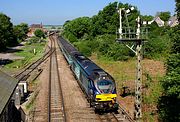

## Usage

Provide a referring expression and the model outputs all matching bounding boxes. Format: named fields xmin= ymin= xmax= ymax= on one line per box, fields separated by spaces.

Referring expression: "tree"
xmin=176 ymin=0 xmax=180 ymax=21
xmin=91 ymin=2 xmax=119 ymax=35
xmin=144 ymin=26 xmax=172 ymax=59
xmin=158 ymin=1 xmax=180 ymax=121
xmin=158 ymin=54 xmax=180 ymax=121
xmin=13 ymin=23 xmax=29 ymax=42
xmin=28 ymin=36 xmax=40 ymax=44
xmin=74 ymin=41 xmax=91 ymax=57
xmin=169 ymin=26 xmax=180 ymax=54
xmin=0 ymin=13 xmax=16 ymax=50
xmin=141 ymin=15 xmax=153 ymax=21
xmin=158 ymin=11 xmax=171 ymax=21
xmin=61 ymin=2 xmax=141 ymax=60
xmin=34 ymin=29 xmax=45 ymax=38
xmin=90 ymin=2 xmax=139 ymax=36
xmin=63 ymin=17 xmax=91 ymax=40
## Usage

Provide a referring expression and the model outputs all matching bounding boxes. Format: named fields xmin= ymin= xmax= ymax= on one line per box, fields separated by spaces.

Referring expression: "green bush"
xmin=144 ymin=26 xmax=172 ymax=59
xmin=34 ymin=29 xmax=45 ymax=39
xmin=74 ymin=41 xmax=91 ymax=57
xmin=158 ymin=53 xmax=180 ymax=122
xmin=68 ymin=33 xmax=78 ymax=43
xmin=27 ymin=36 xmax=40 ymax=44
xmin=62 ymin=2 xmax=173 ymax=61
xmin=94 ymin=34 xmax=132 ymax=61
xmin=106 ymin=43 xmax=130 ymax=61
xmin=169 ymin=25 xmax=180 ymax=54
xmin=96 ymin=35 xmax=115 ymax=55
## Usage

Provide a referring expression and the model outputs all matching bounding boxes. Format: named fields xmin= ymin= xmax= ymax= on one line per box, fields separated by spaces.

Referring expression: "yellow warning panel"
xmin=96 ymin=94 xmax=117 ymax=101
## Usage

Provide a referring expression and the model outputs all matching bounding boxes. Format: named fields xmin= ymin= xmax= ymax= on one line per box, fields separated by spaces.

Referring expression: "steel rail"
xmin=48 ymin=35 xmax=67 ymax=122
xmin=54 ymin=37 xmax=67 ymax=122
xmin=102 ymin=105 xmax=135 ymax=122
xmin=48 ymin=36 xmax=53 ymax=122
xmin=57 ymin=35 xmax=134 ymax=122
xmin=14 ymin=41 xmax=55 ymax=82
xmin=117 ymin=103 xmax=134 ymax=122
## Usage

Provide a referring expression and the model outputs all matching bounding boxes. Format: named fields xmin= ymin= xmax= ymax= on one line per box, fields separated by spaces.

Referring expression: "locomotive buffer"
xmin=116 ymin=5 xmax=149 ymax=122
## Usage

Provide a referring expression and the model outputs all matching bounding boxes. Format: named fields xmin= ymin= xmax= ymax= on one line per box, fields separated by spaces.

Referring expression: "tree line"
xmin=0 ymin=13 xmax=29 ymax=51
xmin=158 ymin=0 xmax=180 ymax=121
xmin=0 ymin=13 xmax=46 ymax=51
xmin=62 ymin=1 xmax=180 ymax=121
xmin=62 ymin=2 xmax=173 ymax=61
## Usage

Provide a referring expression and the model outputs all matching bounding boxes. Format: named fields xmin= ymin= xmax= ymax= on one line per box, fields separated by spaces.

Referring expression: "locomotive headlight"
xmin=95 ymin=91 xmax=99 ymax=94
xmin=109 ymin=103 xmax=113 ymax=107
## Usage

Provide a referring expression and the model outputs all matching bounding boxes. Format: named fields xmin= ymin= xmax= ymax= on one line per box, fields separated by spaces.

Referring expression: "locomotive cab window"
xmin=97 ymin=80 xmax=114 ymax=93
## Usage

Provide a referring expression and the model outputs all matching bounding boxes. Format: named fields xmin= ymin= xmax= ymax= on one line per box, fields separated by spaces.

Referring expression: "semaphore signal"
xmin=116 ymin=2 xmax=149 ymax=121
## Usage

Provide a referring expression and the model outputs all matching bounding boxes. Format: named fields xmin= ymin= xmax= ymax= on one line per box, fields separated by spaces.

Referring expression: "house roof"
xmin=0 ymin=70 xmax=18 ymax=114
xmin=148 ymin=16 xmax=164 ymax=27
xmin=168 ymin=15 xmax=179 ymax=27
xmin=154 ymin=16 xmax=164 ymax=27
xmin=30 ymin=24 xmax=43 ymax=28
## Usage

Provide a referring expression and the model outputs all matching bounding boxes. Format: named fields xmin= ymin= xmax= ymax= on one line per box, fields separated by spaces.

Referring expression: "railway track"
xmin=94 ymin=95 xmax=134 ymax=122
xmin=97 ymin=109 xmax=134 ymax=122
xmin=48 ymin=35 xmax=134 ymax=122
xmin=48 ymin=36 xmax=66 ymax=122
xmin=14 ymin=40 xmax=55 ymax=82
xmin=117 ymin=103 xmax=134 ymax=122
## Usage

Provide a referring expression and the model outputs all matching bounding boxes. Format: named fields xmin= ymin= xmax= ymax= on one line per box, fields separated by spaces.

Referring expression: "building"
xmin=0 ymin=71 xmax=21 ymax=122
xmin=148 ymin=15 xmax=179 ymax=27
xmin=168 ymin=15 xmax=179 ymax=27
xmin=27 ymin=23 xmax=46 ymax=37
xmin=148 ymin=16 xmax=165 ymax=27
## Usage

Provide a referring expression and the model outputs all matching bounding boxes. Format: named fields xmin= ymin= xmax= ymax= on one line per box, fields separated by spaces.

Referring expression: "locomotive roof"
xmin=59 ymin=36 xmax=81 ymax=55
xmin=75 ymin=55 xmax=103 ymax=76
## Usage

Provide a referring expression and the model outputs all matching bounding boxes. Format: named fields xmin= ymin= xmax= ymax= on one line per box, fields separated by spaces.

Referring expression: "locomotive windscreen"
xmin=97 ymin=80 xmax=114 ymax=93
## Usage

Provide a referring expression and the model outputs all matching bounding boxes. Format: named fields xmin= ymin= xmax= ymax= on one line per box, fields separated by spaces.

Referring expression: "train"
xmin=58 ymin=36 xmax=119 ymax=112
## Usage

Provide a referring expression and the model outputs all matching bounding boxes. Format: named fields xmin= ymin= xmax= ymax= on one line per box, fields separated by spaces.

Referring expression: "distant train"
xmin=58 ymin=36 xmax=119 ymax=112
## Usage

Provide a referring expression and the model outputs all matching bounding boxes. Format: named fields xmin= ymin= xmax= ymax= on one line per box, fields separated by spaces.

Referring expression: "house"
xmin=27 ymin=23 xmax=46 ymax=37
xmin=148 ymin=16 xmax=165 ymax=27
xmin=168 ymin=15 xmax=179 ymax=27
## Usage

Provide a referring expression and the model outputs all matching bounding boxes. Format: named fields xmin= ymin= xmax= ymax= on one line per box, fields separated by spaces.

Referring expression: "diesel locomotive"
xmin=58 ymin=36 xmax=119 ymax=112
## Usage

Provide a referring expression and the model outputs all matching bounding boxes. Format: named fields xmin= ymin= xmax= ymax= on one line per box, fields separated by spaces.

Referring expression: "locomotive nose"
xmin=96 ymin=79 xmax=115 ymax=94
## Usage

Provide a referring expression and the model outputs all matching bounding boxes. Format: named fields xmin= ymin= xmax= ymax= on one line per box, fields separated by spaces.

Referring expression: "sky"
xmin=0 ymin=0 xmax=176 ymax=25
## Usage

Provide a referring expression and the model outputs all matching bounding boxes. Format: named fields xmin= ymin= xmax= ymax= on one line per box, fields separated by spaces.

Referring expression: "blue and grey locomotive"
xmin=58 ymin=36 xmax=119 ymax=111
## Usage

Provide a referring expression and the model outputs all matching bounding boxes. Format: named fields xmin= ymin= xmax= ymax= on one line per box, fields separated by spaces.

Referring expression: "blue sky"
xmin=0 ymin=0 xmax=176 ymax=25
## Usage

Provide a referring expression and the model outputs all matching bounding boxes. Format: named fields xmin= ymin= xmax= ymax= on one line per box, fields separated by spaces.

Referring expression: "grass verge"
xmin=3 ymin=42 xmax=46 ymax=72
xmin=90 ymin=53 xmax=165 ymax=121
xmin=26 ymin=90 xmax=39 ymax=110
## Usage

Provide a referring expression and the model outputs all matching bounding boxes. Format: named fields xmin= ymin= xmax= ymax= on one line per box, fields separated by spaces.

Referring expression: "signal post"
xmin=117 ymin=5 xmax=148 ymax=121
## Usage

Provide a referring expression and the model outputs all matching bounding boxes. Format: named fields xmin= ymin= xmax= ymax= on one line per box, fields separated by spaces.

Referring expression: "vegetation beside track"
xmin=62 ymin=1 xmax=180 ymax=121
xmin=90 ymin=53 xmax=165 ymax=121
xmin=2 ymin=41 xmax=46 ymax=72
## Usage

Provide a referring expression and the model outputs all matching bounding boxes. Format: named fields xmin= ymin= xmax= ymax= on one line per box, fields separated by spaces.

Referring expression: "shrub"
xmin=27 ymin=36 xmax=40 ymax=44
